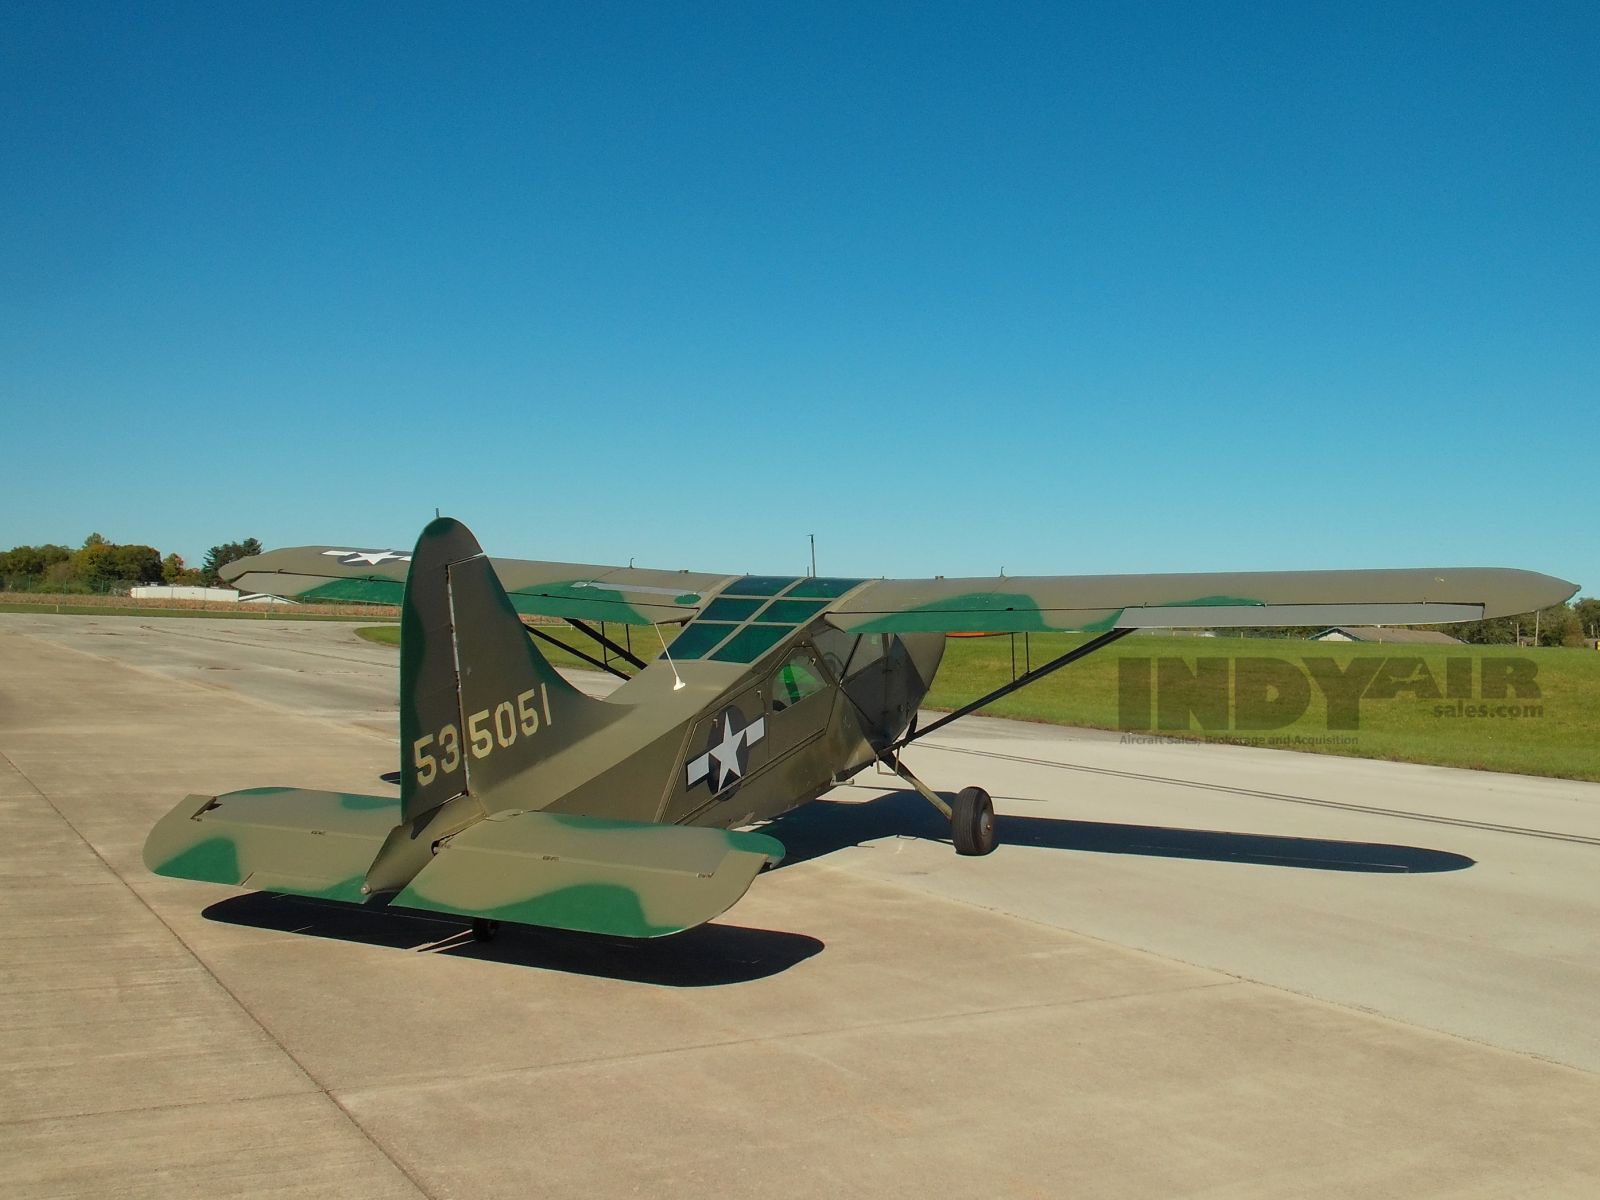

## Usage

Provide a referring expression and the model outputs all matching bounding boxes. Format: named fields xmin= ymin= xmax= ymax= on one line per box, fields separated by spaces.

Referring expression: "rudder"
xmin=400 ymin=518 xmax=611 ymax=823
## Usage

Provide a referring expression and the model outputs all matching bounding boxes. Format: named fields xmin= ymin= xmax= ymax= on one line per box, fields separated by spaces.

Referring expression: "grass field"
xmin=924 ymin=632 xmax=1600 ymax=782
xmin=356 ymin=624 xmax=1600 ymax=782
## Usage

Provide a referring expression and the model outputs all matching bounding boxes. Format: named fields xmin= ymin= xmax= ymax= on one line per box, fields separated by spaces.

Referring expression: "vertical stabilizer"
xmin=399 ymin=518 xmax=609 ymax=823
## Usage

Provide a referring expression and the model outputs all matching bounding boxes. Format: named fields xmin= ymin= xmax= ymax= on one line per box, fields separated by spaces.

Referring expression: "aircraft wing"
xmin=223 ymin=545 xmax=733 ymax=625
xmin=225 ymin=544 xmax=1576 ymax=633
xmin=820 ymin=567 xmax=1579 ymax=634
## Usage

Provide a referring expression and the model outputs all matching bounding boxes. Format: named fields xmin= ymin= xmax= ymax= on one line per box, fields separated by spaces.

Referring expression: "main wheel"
xmin=471 ymin=918 xmax=501 ymax=943
xmin=951 ymin=786 xmax=997 ymax=856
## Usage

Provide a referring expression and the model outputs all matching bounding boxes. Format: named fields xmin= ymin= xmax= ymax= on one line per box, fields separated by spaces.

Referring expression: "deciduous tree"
xmin=201 ymin=538 xmax=263 ymax=585
xmin=161 ymin=554 xmax=202 ymax=585
xmin=1574 ymin=597 xmax=1600 ymax=641
xmin=1533 ymin=602 xmax=1579 ymax=647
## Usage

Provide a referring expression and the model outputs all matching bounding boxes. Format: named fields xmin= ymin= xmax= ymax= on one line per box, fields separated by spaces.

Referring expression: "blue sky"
xmin=2 ymin=3 xmax=1594 ymax=589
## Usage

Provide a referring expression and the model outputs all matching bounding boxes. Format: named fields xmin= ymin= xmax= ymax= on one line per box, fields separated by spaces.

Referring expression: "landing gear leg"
xmin=471 ymin=918 xmax=500 ymax=943
xmin=881 ymin=755 xmax=998 ymax=856
xmin=882 ymin=752 xmax=950 ymax=818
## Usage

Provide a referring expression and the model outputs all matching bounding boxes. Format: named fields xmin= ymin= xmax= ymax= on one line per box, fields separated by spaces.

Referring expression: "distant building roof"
xmin=1310 ymin=626 xmax=1464 ymax=645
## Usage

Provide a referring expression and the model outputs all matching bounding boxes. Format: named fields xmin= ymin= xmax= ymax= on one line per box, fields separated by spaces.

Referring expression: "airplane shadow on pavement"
xmin=202 ymin=782 xmax=1468 ymax=980
xmin=765 ymin=788 xmax=1475 ymax=874
xmin=202 ymin=892 xmax=823 ymax=986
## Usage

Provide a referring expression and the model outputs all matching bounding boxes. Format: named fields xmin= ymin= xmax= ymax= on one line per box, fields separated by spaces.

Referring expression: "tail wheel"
xmin=952 ymin=786 xmax=997 ymax=856
xmin=471 ymin=918 xmax=500 ymax=943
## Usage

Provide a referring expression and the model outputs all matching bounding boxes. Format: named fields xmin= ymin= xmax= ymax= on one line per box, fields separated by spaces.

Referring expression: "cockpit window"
xmin=811 ymin=626 xmax=857 ymax=680
xmin=770 ymin=652 xmax=827 ymax=712
xmin=845 ymin=632 xmax=888 ymax=678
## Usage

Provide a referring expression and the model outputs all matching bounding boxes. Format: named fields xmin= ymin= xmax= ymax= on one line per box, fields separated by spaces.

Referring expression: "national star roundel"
xmin=321 ymin=549 xmax=413 ymax=567
xmin=685 ymin=705 xmax=767 ymax=796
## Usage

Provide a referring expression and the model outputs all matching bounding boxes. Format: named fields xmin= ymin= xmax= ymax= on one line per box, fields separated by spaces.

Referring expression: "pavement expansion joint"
xmin=0 ymin=742 xmax=439 ymax=1200
xmin=0 ymin=1087 xmax=329 ymax=1131
xmin=798 ymin=853 xmax=1600 ymax=1081
xmin=915 ymin=741 xmax=1600 ymax=845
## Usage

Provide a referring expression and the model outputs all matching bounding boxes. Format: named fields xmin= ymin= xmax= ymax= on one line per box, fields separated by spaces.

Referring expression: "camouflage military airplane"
xmin=145 ymin=518 xmax=1577 ymax=942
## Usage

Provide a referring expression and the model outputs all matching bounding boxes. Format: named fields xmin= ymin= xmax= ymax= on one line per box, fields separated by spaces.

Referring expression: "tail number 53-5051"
xmin=412 ymin=685 xmax=553 ymax=785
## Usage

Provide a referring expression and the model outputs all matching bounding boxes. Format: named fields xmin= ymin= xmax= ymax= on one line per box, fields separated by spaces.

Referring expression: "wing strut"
xmin=887 ymin=627 xmax=1135 ymax=752
xmin=565 ymin=618 xmax=648 ymax=670
xmin=526 ymin=625 xmax=632 ymax=681
xmin=523 ymin=619 xmax=650 ymax=681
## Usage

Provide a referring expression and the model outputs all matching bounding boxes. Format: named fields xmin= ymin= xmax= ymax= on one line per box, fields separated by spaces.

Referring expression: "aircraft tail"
xmin=145 ymin=515 xmax=785 ymax=939
xmin=400 ymin=517 xmax=610 ymax=823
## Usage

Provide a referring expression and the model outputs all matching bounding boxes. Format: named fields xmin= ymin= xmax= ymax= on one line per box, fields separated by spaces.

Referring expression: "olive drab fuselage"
xmin=534 ymin=620 xmax=946 ymax=832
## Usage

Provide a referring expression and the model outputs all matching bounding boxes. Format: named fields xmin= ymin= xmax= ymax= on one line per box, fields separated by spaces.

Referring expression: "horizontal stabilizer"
xmin=144 ymin=788 xmax=400 ymax=903
xmin=394 ymin=811 xmax=784 ymax=938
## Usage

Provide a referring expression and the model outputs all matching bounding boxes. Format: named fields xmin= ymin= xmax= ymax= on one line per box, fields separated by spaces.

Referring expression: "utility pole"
xmin=809 ymin=534 xmax=816 ymax=578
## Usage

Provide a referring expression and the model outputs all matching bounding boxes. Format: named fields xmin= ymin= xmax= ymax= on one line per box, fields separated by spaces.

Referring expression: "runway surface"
xmin=3 ymin=613 xmax=1598 ymax=1197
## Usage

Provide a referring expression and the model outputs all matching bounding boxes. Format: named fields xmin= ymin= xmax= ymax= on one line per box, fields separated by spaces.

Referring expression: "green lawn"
xmin=925 ymin=632 xmax=1600 ymax=782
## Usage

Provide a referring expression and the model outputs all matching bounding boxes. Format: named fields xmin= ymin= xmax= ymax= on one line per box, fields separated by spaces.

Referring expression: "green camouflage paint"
xmin=155 ymin=836 xmax=241 ymax=886
xmin=506 ymin=583 xmax=656 ymax=626
xmin=392 ymin=812 xmax=783 ymax=938
xmin=850 ymin=591 xmax=1078 ymax=634
xmin=845 ymin=592 xmax=1269 ymax=634
xmin=299 ymin=577 xmax=406 ymax=605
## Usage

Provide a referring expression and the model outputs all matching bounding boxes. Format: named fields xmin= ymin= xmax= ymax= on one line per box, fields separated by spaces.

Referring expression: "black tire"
xmin=471 ymin=918 xmax=501 ymax=943
xmin=951 ymin=786 xmax=997 ymax=856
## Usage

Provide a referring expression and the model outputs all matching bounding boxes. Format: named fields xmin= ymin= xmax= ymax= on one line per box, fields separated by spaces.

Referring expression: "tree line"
xmin=0 ymin=535 xmax=262 ymax=594
xmin=1442 ymin=601 xmax=1600 ymax=647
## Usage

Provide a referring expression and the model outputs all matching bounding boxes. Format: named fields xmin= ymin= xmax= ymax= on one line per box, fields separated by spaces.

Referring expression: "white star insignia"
xmin=686 ymin=711 xmax=766 ymax=793
xmin=709 ymin=714 xmax=746 ymax=781
xmin=322 ymin=549 xmax=412 ymax=567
